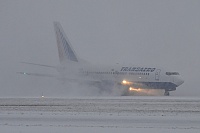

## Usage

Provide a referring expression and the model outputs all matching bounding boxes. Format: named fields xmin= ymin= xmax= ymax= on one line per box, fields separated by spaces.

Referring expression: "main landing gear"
xmin=164 ymin=90 xmax=170 ymax=96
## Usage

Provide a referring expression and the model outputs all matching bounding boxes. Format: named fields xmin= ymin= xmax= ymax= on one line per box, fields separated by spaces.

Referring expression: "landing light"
xmin=129 ymin=87 xmax=141 ymax=92
xmin=122 ymin=80 xmax=133 ymax=85
xmin=122 ymin=80 xmax=127 ymax=84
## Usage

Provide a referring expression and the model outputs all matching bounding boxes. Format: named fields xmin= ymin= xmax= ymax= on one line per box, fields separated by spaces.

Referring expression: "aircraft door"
xmin=155 ymin=69 xmax=161 ymax=81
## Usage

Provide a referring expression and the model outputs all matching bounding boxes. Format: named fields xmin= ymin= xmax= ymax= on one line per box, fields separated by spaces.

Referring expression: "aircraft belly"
xmin=134 ymin=82 xmax=177 ymax=91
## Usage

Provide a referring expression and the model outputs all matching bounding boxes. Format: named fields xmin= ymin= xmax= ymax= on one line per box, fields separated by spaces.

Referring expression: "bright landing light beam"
xmin=129 ymin=87 xmax=142 ymax=92
xmin=121 ymin=80 xmax=133 ymax=85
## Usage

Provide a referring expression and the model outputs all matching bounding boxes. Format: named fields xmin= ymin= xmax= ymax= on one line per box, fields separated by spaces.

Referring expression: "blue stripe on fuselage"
xmin=134 ymin=82 xmax=177 ymax=91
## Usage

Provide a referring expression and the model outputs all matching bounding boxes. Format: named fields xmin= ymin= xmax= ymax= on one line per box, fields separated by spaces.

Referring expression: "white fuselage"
xmin=58 ymin=63 xmax=184 ymax=92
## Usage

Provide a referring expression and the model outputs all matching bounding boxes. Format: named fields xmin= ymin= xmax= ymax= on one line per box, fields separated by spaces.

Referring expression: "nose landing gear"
xmin=164 ymin=90 xmax=170 ymax=96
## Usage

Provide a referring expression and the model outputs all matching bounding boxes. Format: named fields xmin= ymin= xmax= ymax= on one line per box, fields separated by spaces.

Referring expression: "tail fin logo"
xmin=54 ymin=22 xmax=78 ymax=63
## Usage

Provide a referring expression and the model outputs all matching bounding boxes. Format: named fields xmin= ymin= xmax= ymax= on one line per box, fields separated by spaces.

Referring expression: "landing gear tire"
xmin=164 ymin=90 xmax=170 ymax=96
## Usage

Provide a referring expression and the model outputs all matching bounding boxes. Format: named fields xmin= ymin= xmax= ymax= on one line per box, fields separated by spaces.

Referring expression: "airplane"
xmin=19 ymin=22 xmax=184 ymax=96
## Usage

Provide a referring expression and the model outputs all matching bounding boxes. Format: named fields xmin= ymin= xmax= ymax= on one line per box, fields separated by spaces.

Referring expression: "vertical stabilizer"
xmin=54 ymin=22 xmax=78 ymax=64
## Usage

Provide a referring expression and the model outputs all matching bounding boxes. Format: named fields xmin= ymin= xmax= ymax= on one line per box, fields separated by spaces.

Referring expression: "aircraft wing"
xmin=17 ymin=72 xmax=101 ymax=83
xmin=17 ymin=72 xmax=57 ymax=78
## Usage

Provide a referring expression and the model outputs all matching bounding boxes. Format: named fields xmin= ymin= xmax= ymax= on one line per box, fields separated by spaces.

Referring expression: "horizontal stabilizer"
xmin=21 ymin=62 xmax=57 ymax=69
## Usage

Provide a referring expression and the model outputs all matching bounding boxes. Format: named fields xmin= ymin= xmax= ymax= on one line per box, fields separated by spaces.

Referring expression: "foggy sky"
xmin=0 ymin=0 xmax=200 ymax=97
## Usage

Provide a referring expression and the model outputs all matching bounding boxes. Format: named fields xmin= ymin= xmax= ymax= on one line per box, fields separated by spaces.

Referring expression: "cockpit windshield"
xmin=166 ymin=72 xmax=180 ymax=75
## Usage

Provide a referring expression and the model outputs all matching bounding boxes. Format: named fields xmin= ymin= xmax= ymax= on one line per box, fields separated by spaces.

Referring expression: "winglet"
xmin=54 ymin=22 xmax=79 ymax=64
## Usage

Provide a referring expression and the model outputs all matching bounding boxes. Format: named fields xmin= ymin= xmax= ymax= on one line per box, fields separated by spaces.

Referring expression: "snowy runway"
xmin=0 ymin=97 xmax=200 ymax=132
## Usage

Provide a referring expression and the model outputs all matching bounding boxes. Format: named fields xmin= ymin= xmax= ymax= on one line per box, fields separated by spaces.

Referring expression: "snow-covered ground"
xmin=0 ymin=97 xmax=200 ymax=133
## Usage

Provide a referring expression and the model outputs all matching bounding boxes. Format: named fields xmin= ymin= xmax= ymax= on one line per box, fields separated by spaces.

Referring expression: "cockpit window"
xmin=166 ymin=72 xmax=180 ymax=75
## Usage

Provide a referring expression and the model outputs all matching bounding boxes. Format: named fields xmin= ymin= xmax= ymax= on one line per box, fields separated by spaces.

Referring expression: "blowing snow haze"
xmin=0 ymin=0 xmax=200 ymax=97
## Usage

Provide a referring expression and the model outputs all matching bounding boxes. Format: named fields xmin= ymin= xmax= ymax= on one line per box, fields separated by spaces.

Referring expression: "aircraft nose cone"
xmin=175 ymin=77 xmax=184 ymax=86
xmin=179 ymin=79 xmax=184 ymax=86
